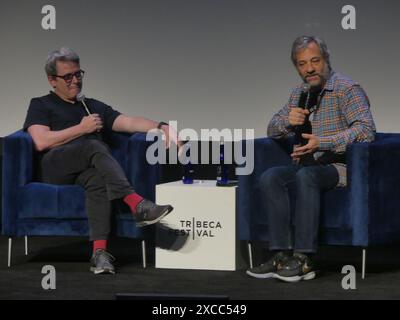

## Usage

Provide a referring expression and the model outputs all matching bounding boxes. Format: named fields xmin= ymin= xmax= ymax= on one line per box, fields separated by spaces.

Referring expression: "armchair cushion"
xmin=18 ymin=183 xmax=86 ymax=219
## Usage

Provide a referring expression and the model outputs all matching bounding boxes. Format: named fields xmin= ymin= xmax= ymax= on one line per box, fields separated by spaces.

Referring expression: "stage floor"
xmin=1 ymin=236 xmax=400 ymax=300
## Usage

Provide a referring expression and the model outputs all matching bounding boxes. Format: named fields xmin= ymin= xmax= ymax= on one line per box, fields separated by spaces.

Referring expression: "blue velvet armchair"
xmin=237 ymin=133 xmax=400 ymax=277
xmin=2 ymin=130 xmax=161 ymax=267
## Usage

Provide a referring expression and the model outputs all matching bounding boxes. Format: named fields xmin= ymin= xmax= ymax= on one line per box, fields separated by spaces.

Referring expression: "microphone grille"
xmin=301 ymin=83 xmax=311 ymax=93
xmin=76 ymin=92 xmax=85 ymax=101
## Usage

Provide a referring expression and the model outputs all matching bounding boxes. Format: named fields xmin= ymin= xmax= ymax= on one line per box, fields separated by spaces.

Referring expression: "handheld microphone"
xmin=295 ymin=84 xmax=312 ymax=145
xmin=294 ymin=83 xmax=317 ymax=165
xmin=76 ymin=93 xmax=91 ymax=115
xmin=298 ymin=83 xmax=311 ymax=110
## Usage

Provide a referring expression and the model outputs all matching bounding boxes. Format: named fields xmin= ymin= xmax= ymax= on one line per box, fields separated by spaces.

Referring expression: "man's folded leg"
xmin=82 ymin=141 xmax=175 ymax=228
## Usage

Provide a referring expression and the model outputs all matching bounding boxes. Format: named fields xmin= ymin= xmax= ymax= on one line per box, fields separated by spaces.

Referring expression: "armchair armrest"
xmin=2 ymin=130 xmax=34 ymax=234
xmin=2 ymin=130 xmax=34 ymax=187
xmin=347 ymin=133 xmax=400 ymax=245
xmin=107 ymin=131 xmax=161 ymax=202
xmin=126 ymin=133 xmax=161 ymax=201
xmin=346 ymin=142 xmax=370 ymax=245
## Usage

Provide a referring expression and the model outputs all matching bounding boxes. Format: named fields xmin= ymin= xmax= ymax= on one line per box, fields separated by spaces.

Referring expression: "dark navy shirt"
xmin=23 ymin=91 xmax=121 ymax=142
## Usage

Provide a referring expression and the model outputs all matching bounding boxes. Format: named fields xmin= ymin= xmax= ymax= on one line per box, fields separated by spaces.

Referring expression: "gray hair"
xmin=291 ymin=36 xmax=331 ymax=70
xmin=45 ymin=47 xmax=80 ymax=76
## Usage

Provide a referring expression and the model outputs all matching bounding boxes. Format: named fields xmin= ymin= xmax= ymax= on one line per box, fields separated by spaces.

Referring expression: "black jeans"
xmin=40 ymin=138 xmax=135 ymax=241
xmin=259 ymin=164 xmax=339 ymax=253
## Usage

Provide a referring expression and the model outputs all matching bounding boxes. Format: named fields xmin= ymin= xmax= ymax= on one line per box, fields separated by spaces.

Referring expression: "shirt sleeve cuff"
xmin=319 ymin=136 xmax=334 ymax=151
xmin=283 ymin=118 xmax=294 ymax=133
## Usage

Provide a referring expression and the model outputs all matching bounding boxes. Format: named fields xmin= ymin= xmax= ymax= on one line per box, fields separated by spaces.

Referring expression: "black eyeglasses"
xmin=53 ymin=70 xmax=85 ymax=83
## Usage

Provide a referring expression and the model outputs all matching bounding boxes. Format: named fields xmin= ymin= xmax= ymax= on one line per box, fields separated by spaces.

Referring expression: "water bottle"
xmin=216 ymin=141 xmax=229 ymax=186
xmin=182 ymin=144 xmax=194 ymax=184
xmin=182 ymin=161 xmax=194 ymax=184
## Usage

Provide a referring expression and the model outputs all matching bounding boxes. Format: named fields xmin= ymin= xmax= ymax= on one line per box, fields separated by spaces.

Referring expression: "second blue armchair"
xmin=237 ymin=133 xmax=400 ymax=278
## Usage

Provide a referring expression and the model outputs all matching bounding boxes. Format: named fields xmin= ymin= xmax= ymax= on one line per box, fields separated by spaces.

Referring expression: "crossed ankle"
xmin=123 ymin=193 xmax=144 ymax=215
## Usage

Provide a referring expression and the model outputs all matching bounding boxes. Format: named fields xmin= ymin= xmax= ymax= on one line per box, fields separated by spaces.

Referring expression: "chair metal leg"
xmin=248 ymin=241 xmax=253 ymax=269
xmin=25 ymin=236 xmax=29 ymax=256
xmin=142 ymin=240 xmax=147 ymax=269
xmin=362 ymin=249 xmax=366 ymax=279
xmin=8 ymin=238 xmax=12 ymax=268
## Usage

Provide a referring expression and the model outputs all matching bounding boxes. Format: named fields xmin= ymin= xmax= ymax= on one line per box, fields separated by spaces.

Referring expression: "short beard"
xmin=303 ymin=63 xmax=330 ymax=90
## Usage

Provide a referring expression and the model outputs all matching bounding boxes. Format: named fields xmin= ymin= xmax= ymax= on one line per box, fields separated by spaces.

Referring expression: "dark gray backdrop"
xmin=0 ymin=0 xmax=398 ymax=137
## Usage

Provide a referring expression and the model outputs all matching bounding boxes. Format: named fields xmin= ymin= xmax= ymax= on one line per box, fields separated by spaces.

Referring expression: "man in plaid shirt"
xmin=246 ymin=35 xmax=376 ymax=282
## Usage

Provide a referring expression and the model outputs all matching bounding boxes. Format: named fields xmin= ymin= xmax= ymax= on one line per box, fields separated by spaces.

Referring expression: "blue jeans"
xmin=259 ymin=164 xmax=339 ymax=253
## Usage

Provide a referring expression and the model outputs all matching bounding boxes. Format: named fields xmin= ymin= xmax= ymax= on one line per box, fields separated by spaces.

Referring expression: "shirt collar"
xmin=322 ymin=71 xmax=335 ymax=92
xmin=49 ymin=91 xmax=79 ymax=105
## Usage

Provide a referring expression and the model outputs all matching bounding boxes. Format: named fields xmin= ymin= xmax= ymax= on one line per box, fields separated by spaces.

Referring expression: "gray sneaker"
xmin=90 ymin=249 xmax=116 ymax=275
xmin=246 ymin=251 xmax=291 ymax=279
xmin=274 ymin=252 xmax=316 ymax=282
xmin=135 ymin=199 xmax=173 ymax=227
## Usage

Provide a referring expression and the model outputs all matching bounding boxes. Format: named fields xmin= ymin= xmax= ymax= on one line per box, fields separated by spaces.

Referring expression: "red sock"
xmin=123 ymin=193 xmax=144 ymax=215
xmin=93 ymin=240 xmax=108 ymax=254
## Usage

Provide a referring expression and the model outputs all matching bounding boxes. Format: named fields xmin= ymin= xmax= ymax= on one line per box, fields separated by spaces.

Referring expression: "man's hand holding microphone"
xmin=80 ymin=114 xmax=103 ymax=133
xmin=289 ymin=107 xmax=320 ymax=161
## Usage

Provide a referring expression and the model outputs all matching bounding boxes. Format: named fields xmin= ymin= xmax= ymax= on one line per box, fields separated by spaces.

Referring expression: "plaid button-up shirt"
xmin=267 ymin=71 xmax=376 ymax=186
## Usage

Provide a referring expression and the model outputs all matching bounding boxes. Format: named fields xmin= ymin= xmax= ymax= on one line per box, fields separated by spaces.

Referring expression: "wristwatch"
xmin=157 ymin=121 xmax=168 ymax=129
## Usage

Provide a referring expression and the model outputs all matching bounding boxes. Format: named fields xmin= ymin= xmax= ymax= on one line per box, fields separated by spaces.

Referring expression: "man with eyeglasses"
xmin=23 ymin=47 xmax=177 ymax=274
xmin=246 ymin=36 xmax=376 ymax=282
